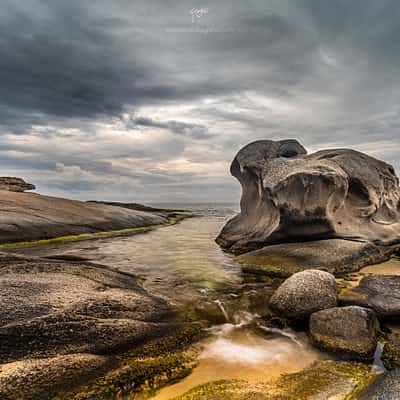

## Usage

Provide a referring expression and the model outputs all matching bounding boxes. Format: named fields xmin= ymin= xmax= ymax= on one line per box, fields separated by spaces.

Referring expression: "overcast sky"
xmin=1 ymin=0 xmax=400 ymax=202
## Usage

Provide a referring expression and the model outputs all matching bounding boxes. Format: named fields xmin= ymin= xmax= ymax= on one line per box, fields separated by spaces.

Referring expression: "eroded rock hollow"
xmin=216 ymin=139 xmax=400 ymax=255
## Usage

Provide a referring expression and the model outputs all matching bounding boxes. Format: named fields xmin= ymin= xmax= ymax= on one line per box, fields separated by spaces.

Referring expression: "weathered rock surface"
xmin=269 ymin=270 xmax=338 ymax=320
xmin=216 ymin=139 xmax=400 ymax=260
xmin=238 ymin=238 xmax=393 ymax=277
xmin=0 ymin=252 xmax=173 ymax=362
xmin=0 ymin=190 xmax=167 ymax=244
xmin=0 ymin=252 xmax=177 ymax=398
xmin=310 ymin=306 xmax=379 ymax=359
xmin=174 ymin=360 xmax=371 ymax=400
xmin=0 ymin=177 xmax=35 ymax=192
xmin=0 ymin=354 xmax=112 ymax=400
xmin=340 ymin=275 xmax=400 ymax=318
xmin=358 ymin=368 xmax=400 ymax=400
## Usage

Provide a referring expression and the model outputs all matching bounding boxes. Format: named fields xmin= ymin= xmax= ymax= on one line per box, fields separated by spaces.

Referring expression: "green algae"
xmin=381 ymin=341 xmax=400 ymax=370
xmin=237 ymin=253 xmax=313 ymax=278
xmin=173 ymin=361 xmax=372 ymax=400
xmin=0 ymin=214 xmax=188 ymax=250
xmin=58 ymin=324 xmax=203 ymax=400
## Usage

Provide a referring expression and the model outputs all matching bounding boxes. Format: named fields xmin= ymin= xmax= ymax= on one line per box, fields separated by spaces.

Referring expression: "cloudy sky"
xmin=1 ymin=0 xmax=400 ymax=202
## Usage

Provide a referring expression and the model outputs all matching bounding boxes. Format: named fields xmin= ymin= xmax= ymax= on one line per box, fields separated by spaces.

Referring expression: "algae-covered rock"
xmin=340 ymin=275 xmax=400 ymax=318
xmin=269 ymin=270 xmax=338 ymax=320
xmin=0 ymin=354 xmax=111 ymax=400
xmin=381 ymin=323 xmax=400 ymax=370
xmin=310 ymin=306 xmax=379 ymax=359
xmin=173 ymin=360 xmax=371 ymax=400
xmin=238 ymin=239 xmax=393 ymax=277
xmin=60 ymin=324 xmax=201 ymax=400
xmin=0 ymin=252 xmax=180 ymax=399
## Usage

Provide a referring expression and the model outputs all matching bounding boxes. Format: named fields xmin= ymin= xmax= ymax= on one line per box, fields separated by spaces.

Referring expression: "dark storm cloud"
xmin=1 ymin=0 xmax=400 ymax=201
xmin=124 ymin=115 xmax=211 ymax=139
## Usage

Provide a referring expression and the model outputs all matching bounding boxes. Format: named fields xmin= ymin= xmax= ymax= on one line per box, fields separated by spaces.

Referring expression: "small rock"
xmin=310 ymin=306 xmax=379 ymax=359
xmin=340 ymin=275 xmax=400 ymax=318
xmin=269 ymin=269 xmax=338 ymax=320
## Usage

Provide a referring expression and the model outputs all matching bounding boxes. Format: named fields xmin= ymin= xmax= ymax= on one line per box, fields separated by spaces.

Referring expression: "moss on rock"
xmin=58 ymin=324 xmax=203 ymax=400
xmin=173 ymin=360 xmax=372 ymax=400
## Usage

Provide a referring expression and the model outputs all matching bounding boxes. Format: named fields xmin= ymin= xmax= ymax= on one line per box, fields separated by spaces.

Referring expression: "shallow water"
xmin=5 ymin=203 xmax=399 ymax=399
xmin=152 ymin=322 xmax=321 ymax=400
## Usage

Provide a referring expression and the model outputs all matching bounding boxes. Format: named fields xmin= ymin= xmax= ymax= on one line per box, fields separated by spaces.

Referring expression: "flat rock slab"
xmin=0 ymin=190 xmax=166 ymax=244
xmin=340 ymin=275 xmax=400 ymax=318
xmin=238 ymin=239 xmax=393 ymax=277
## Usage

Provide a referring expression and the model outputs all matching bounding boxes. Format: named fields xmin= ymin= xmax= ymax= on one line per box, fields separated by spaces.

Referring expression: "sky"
xmin=1 ymin=0 xmax=400 ymax=203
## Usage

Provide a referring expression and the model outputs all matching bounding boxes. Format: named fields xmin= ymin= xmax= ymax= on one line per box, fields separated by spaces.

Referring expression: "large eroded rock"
xmin=216 ymin=140 xmax=400 ymax=256
xmin=269 ymin=269 xmax=338 ymax=320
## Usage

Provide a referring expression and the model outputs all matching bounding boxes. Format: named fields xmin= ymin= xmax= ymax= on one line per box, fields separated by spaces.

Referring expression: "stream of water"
xmin=10 ymin=203 xmax=394 ymax=399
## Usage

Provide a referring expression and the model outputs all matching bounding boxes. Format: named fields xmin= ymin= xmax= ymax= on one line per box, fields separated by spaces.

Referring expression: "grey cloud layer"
xmin=0 ymin=0 xmax=399 ymax=201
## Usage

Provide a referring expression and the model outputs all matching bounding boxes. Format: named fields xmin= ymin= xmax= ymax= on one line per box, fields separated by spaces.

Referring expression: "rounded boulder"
xmin=269 ymin=269 xmax=338 ymax=320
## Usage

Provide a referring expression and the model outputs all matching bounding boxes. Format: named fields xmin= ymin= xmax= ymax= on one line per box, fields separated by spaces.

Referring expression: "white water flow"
xmin=257 ymin=324 xmax=304 ymax=347
xmin=213 ymin=299 xmax=229 ymax=322
xmin=152 ymin=310 xmax=323 ymax=400
xmin=371 ymin=342 xmax=386 ymax=373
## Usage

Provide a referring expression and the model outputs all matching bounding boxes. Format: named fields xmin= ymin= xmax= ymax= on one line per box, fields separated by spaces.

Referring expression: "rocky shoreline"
xmin=0 ymin=181 xmax=191 ymax=246
xmin=0 ymin=252 xmax=202 ymax=400
xmin=2 ymin=136 xmax=400 ymax=400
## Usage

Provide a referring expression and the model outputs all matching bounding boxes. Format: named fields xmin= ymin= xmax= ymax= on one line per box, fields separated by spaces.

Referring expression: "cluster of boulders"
xmin=0 ymin=177 xmax=35 ymax=192
xmin=269 ymin=269 xmax=382 ymax=360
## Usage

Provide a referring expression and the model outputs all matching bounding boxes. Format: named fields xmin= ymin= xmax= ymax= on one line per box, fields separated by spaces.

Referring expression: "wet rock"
xmin=174 ymin=360 xmax=371 ymax=400
xmin=238 ymin=239 xmax=393 ymax=277
xmin=269 ymin=270 xmax=338 ymax=320
xmin=0 ymin=190 xmax=167 ymax=244
xmin=0 ymin=252 xmax=178 ymax=397
xmin=340 ymin=275 xmax=400 ymax=318
xmin=216 ymin=139 xmax=400 ymax=260
xmin=357 ymin=368 xmax=400 ymax=400
xmin=0 ymin=177 xmax=35 ymax=192
xmin=310 ymin=306 xmax=379 ymax=359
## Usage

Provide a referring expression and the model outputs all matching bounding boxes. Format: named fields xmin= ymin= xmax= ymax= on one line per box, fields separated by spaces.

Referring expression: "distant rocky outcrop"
xmin=0 ymin=191 xmax=170 ymax=244
xmin=0 ymin=177 xmax=35 ymax=192
xmin=217 ymin=139 xmax=400 ymax=274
